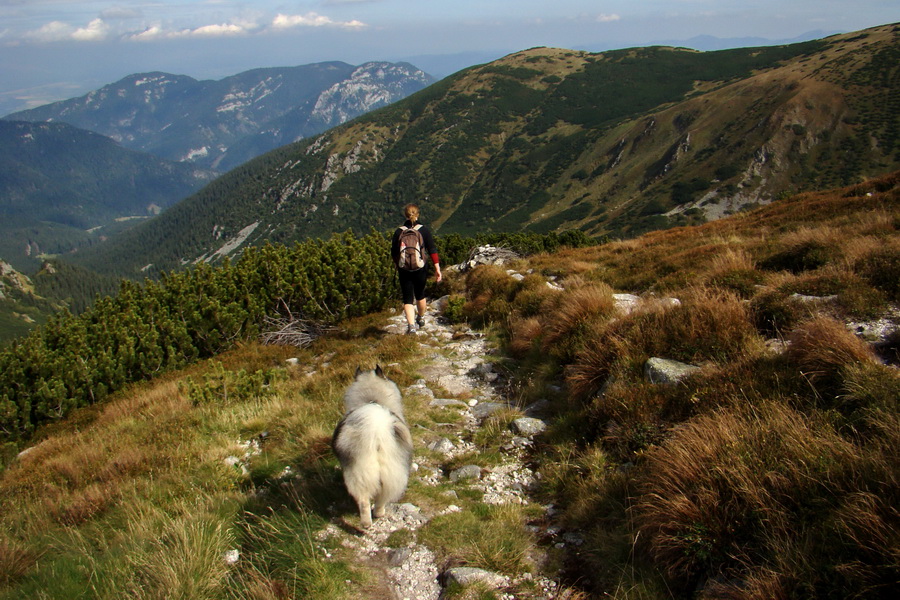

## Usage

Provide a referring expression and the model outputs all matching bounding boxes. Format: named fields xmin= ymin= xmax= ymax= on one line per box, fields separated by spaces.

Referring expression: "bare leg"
xmin=403 ymin=303 xmax=416 ymax=325
xmin=416 ymin=298 xmax=426 ymax=319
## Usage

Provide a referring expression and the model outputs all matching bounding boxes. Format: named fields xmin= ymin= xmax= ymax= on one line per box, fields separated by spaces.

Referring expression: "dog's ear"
xmin=355 ymin=366 xmax=363 ymax=378
xmin=375 ymin=364 xmax=386 ymax=379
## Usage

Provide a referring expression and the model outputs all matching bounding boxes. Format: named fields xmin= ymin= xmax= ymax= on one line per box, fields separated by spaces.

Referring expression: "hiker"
xmin=392 ymin=203 xmax=442 ymax=334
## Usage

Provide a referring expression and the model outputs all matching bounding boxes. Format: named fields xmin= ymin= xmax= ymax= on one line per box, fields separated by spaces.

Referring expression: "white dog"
xmin=332 ymin=366 xmax=413 ymax=527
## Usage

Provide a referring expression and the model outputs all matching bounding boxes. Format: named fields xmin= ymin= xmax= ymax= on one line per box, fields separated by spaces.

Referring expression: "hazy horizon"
xmin=1 ymin=1 xmax=897 ymax=116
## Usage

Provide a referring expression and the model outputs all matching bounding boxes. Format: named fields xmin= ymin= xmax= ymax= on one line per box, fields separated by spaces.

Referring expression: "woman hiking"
xmin=391 ymin=203 xmax=442 ymax=335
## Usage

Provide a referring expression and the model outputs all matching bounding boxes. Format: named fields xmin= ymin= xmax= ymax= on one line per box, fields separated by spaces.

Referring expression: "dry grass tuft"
xmin=759 ymin=225 xmax=845 ymax=273
xmin=632 ymin=399 xmax=897 ymax=596
xmin=541 ymin=282 xmax=616 ymax=360
xmin=0 ymin=540 xmax=40 ymax=585
xmin=463 ymin=264 xmax=519 ymax=326
xmin=628 ymin=287 xmax=759 ymax=364
xmin=787 ymin=315 xmax=878 ymax=398
xmin=709 ymin=248 xmax=756 ymax=274
xmin=565 ymin=286 xmax=758 ymax=401
xmin=47 ymin=482 xmax=119 ymax=526
xmin=507 ymin=316 xmax=544 ymax=358
xmin=852 ymin=238 xmax=900 ymax=301
xmin=705 ymin=249 xmax=765 ymax=297
xmin=564 ymin=330 xmax=623 ymax=401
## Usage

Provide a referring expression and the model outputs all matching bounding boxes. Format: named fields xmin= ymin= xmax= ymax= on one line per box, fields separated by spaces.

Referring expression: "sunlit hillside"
xmin=0 ymin=172 xmax=897 ymax=599
xmin=70 ymin=24 xmax=900 ymax=279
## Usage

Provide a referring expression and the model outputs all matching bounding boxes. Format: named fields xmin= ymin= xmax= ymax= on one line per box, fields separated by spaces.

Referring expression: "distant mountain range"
xmin=2 ymin=26 xmax=898 ymax=343
xmin=65 ymin=24 xmax=899 ymax=278
xmin=5 ymin=61 xmax=434 ymax=172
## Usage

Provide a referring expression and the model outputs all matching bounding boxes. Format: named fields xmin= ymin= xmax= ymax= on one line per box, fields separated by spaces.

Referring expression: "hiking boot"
xmin=406 ymin=323 xmax=417 ymax=335
xmin=416 ymin=315 xmax=426 ymax=329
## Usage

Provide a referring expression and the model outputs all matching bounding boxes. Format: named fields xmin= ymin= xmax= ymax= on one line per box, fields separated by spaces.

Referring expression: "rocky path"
xmin=314 ymin=300 xmax=579 ymax=599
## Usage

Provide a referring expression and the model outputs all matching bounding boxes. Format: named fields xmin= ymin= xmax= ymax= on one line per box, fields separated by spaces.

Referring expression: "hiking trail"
xmin=313 ymin=299 xmax=583 ymax=599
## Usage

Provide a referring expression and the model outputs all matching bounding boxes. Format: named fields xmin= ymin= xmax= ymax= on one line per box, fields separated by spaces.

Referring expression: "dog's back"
xmin=332 ymin=366 xmax=413 ymax=527
xmin=342 ymin=366 xmax=405 ymax=418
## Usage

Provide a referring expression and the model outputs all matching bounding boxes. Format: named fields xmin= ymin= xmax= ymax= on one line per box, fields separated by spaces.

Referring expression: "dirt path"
xmin=314 ymin=301 xmax=579 ymax=599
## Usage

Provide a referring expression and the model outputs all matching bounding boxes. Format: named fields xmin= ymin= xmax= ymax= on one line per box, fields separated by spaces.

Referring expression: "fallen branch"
xmin=260 ymin=315 xmax=330 ymax=348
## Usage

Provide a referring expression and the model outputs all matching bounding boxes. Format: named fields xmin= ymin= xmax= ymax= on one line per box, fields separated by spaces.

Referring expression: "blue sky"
xmin=1 ymin=1 xmax=898 ymax=114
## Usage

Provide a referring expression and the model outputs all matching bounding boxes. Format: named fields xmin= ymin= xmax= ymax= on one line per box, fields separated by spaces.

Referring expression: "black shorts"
xmin=398 ymin=268 xmax=428 ymax=304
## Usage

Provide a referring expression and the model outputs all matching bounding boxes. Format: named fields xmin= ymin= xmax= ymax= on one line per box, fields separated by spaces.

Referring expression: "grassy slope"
xmin=68 ymin=24 xmax=899 ymax=278
xmin=0 ymin=172 xmax=897 ymax=598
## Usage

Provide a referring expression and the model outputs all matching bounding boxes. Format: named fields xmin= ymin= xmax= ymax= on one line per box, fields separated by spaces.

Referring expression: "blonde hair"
xmin=403 ymin=203 xmax=420 ymax=223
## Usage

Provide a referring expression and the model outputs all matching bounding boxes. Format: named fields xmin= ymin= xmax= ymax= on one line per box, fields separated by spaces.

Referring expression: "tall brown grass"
xmin=462 ymin=264 xmax=520 ymax=327
xmin=540 ymin=282 xmax=616 ymax=360
xmin=0 ymin=540 xmax=39 ymax=586
xmin=631 ymin=400 xmax=898 ymax=598
xmin=787 ymin=315 xmax=879 ymax=399
xmin=507 ymin=316 xmax=544 ymax=358
xmin=566 ymin=286 xmax=759 ymax=401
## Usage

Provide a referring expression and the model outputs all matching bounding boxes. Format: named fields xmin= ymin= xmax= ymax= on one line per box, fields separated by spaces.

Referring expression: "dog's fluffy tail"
xmin=333 ymin=403 xmax=413 ymax=507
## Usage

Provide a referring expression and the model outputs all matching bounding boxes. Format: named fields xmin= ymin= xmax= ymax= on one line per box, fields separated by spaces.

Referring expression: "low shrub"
xmin=442 ymin=294 xmax=467 ymax=324
xmin=181 ymin=362 xmax=283 ymax=406
xmin=462 ymin=265 xmax=521 ymax=327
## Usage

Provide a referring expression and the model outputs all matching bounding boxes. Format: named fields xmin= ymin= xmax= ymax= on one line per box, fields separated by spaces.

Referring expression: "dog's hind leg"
xmin=373 ymin=496 xmax=387 ymax=519
xmin=357 ymin=497 xmax=373 ymax=528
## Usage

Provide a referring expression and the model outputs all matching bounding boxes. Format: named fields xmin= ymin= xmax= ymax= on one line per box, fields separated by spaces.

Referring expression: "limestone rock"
xmin=449 ymin=465 xmax=482 ymax=482
xmin=444 ymin=566 xmax=507 ymax=589
xmin=644 ymin=357 xmax=700 ymax=384
xmin=510 ymin=417 xmax=547 ymax=437
xmin=457 ymin=245 xmax=521 ymax=271
xmin=470 ymin=402 xmax=507 ymax=420
xmin=428 ymin=438 xmax=455 ymax=454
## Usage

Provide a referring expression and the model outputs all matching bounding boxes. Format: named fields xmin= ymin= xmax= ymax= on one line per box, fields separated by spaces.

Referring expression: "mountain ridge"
xmin=4 ymin=61 xmax=434 ymax=172
xmin=68 ymin=24 xmax=899 ymax=278
xmin=0 ymin=119 xmax=218 ymax=271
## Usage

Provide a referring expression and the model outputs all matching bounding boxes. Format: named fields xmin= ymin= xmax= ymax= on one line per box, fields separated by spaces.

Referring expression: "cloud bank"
xmin=16 ymin=9 xmax=367 ymax=45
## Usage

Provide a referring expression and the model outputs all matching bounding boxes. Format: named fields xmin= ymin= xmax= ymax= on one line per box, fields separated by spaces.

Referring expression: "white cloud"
xmin=24 ymin=18 xmax=110 ymax=43
xmin=186 ymin=23 xmax=247 ymax=37
xmin=24 ymin=21 xmax=74 ymax=42
xmin=127 ymin=21 xmax=256 ymax=41
xmin=127 ymin=26 xmax=163 ymax=41
xmin=72 ymin=18 xmax=109 ymax=41
xmin=272 ymin=12 xmax=367 ymax=30
xmin=596 ymin=14 xmax=621 ymax=23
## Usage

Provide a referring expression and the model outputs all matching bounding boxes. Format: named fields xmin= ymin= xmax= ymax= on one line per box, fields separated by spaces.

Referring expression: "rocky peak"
xmin=0 ymin=259 xmax=31 ymax=298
